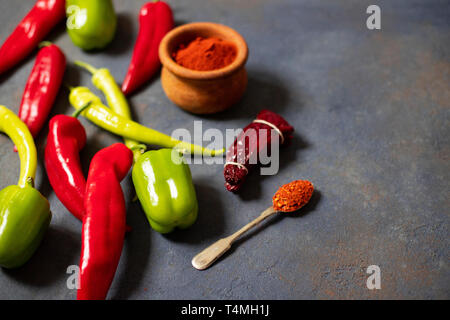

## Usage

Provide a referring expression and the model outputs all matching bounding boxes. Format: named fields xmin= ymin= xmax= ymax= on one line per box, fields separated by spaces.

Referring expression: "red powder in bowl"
xmin=172 ymin=37 xmax=237 ymax=71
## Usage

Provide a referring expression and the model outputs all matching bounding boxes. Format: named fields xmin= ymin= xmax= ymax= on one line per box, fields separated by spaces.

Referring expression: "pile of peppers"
xmin=0 ymin=0 xmax=296 ymax=301
xmin=0 ymin=0 xmax=210 ymax=300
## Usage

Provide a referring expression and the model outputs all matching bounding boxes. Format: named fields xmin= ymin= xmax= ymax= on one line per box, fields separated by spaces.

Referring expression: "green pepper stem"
xmin=25 ymin=177 xmax=35 ymax=188
xmin=72 ymin=101 xmax=93 ymax=118
xmin=130 ymin=144 xmax=147 ymax=152
xmin=74 ymin=60 xmax=98 ymax=75
xmin=38 ymin=41 xmax=52 ymax=48
xmin=64 ymin=82 xmax=74 ymax=91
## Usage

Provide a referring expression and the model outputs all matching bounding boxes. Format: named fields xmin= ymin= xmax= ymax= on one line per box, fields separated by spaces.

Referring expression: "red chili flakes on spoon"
xmin=272 ymin=180 xmax=314 ymax=212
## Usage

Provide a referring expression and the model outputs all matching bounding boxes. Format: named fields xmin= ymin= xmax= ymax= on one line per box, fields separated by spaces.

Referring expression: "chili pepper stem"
xmin=38 ymin=41 xmax=52 ymax=48
xmin=72 ymin=101 xmax=93 ymax=118
xmin=130 ymin=144 xmax=147 ymax=163
xmin=74 ymin=60 xmax=98 ymax=74
xmin=24 ymin=177 xmax=34 ymax=188
xmin=64 ymin=83 xmax=74 ymax=91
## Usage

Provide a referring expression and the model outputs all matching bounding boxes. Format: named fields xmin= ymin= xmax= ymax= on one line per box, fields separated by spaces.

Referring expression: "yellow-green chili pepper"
xmin=74 ymin=60 xmax=145 ymax=162
xmin=0 ymin=106 xmax=51 ymax=268
xmin=132 ymin=148 xmax=198 ymax=233
xmin=68 ymin=86 xmax=224 ymax=156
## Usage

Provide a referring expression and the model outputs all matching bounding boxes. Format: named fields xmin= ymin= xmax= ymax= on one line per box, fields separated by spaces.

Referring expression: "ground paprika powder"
xmin=272 ymin=180 xmax=314 ymax=212
xmin=172 ymin=37 xmax=237 ymax=71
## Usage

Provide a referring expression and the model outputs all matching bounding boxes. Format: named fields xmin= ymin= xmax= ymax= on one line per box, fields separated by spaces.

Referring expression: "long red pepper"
xmin=0 ymin=0 xmax=65 ymax=75
xmin=121 ymin=1 xmax=173 ymax=95
xmin=19 ymin=42 xmax=66 ymax=139
xmin=77 ymin=143 xmax=133 ymax=300
xmin=45 ymin=105 xmax=133 ymax=230
xmin=44 ymin=110 xmax=88 ymax=221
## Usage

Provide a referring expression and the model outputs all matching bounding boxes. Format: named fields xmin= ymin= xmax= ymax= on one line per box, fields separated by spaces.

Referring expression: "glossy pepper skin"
xmin=0 ymin=0 xmax=65 ymax=75
xmin=44 ymin=114 xmax=87 ymax=221
xmin=78 ymin=143 xmax=133 ymax=300
xmin=0 ymin=106 xmax=51 ymax=268
xmin=132 ymin=148 xmax=198 ymax=234
xmin=18 ymin=42 xmax=66 ymax=139
xmin=66 ymin=0 xmax=117 ymax=51
xmin=68 ymin=86 xmax=225 ymax=156
xmin=74 ymin=61 xmax=145 ymax=162
xmin=122 ymin=1 xmax=174 ymax=95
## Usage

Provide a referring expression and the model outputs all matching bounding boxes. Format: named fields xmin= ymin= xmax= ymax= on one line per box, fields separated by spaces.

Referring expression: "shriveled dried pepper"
xmin=224 ymin=110 xmax=294 ymax=192
xmin=78 ymin=143 xmax=133 ymax=300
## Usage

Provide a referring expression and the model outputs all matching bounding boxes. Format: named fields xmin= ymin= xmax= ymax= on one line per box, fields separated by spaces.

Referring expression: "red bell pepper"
xmin=0 ymin=0 xmax=66 ymax=75
xmin=77 ymin=143 xmax=133 ymax=300
xmin=18 ymin=42 xmax=66 ymax=139
xmin=121 ymin=1 xmax=173 ymax=95
xmin=44 ymin=111 xmax=87 ymax=221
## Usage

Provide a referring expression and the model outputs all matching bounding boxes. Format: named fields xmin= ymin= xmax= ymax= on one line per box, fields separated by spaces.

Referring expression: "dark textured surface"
xmin=0 ymin=0 xmax=449 ymax=299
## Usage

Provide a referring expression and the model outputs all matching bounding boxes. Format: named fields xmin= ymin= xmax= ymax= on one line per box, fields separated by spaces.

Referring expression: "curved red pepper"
xmin=44 ymin=114 xmax=87 ymax=221
xmin=121 ymin=1 xmax=173 ymax=95
xmin=77 ymin=143 xmax=133 ymax=300
xmin=0 ymin=0 xmax=66 ymax=75
xmin=19 ymin=42 xmax=66 ymax=139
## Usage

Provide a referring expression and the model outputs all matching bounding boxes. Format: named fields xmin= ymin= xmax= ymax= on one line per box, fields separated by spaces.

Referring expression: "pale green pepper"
xmin=66 ymin=0 xmax=117 ymax=50
xmin=0 ymin=106 xmax=51 ymax=268
xmin=132 ymin=148 xmax=198 ymax=233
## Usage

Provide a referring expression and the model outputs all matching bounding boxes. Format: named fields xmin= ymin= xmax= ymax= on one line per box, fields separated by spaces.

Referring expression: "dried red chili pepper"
xmin=77 ymin=143 xmax=133 ymax=300
xmin=18 ymin=42 xmax=66 ymax=139
xmin=0 ymin=0 xmax=65 ymax=75
xmin=224 ymin=110 xmax=294 ymax=192
xmin=44 ymin=105 xmax=89 ymax=221
xmin=121 ymin=1 xmax=173 ymax=95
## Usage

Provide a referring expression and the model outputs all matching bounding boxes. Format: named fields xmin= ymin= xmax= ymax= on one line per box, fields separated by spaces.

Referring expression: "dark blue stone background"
xmin=0 ymin=0 xmax=448 ymax=299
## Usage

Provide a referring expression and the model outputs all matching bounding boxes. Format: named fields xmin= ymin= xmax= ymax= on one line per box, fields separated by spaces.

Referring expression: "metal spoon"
xmin=192 ymin=206 xmax=277 ymax=270
xmin=192 ymin=180 xmax=314 ymax=270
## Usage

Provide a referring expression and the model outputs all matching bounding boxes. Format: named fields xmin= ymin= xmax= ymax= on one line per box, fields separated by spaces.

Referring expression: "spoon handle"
xmin=192 ymin=206 xmax=277 ymax=270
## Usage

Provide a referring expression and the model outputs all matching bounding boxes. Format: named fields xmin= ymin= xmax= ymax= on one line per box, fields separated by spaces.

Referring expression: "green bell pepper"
xmin=0 ymin=106 xmax=51 ymax=268
xmin=132 ymin=149 xmax=198 ymax=234
xmin=66 ymin=0 xmax=117 ymax=51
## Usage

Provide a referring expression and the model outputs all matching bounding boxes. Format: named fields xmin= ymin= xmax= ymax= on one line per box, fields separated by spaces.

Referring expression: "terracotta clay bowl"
xmin=159 ymin=22 xmax=249 ymax=114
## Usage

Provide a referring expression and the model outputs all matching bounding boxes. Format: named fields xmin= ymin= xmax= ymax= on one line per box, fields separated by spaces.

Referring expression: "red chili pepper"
xmin=224 ymin=110 xmax=294 ymax=192
xmin=45 ymin=105 xmax=133 ymax=230
xmin=121 ymin=1 xmax=173 ymax=95
xmin=18 ymin=42 xmax=66 ymax=139
xmin=0 ymin=0 xmax=65 ymax=75
xmin=44 ymin=110 xmax=87 ymax=221
xmin=77 ymin=143 xmax=133 ymax=300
